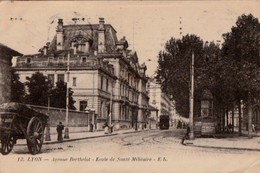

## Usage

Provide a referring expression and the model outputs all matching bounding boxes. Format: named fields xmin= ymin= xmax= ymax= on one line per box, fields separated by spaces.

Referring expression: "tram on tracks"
xmin=159 ymin=115 xmax=170 ymax=130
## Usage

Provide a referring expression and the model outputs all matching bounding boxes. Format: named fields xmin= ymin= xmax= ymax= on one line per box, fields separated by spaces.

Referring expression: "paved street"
xmin=1 ymin=128 xmax=260 ymax=173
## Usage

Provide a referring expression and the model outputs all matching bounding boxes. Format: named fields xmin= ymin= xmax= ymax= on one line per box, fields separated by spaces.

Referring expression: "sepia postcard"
xmin=0 ymin=1 xmax=260 ymax=173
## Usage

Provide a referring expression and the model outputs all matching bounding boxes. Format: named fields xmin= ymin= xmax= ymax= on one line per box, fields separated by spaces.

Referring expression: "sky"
xmin=0 ymin=1 xmax=260 ymax=76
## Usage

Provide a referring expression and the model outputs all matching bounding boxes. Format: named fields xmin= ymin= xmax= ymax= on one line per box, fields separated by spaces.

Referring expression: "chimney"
xmin=43 ymin=42 xmax=50 ymax=55
xmin=98 ymin=17 xmax=106 ymax=53
xmin=56 ymin=19 xmax=64 ymax=51
xmin=57 ymin=19 xmax=63 ymax=32
xmin=43 ymin=46 xmax=47 ymax=55
xmin=99 ymin=17 xmax=105 ymax=30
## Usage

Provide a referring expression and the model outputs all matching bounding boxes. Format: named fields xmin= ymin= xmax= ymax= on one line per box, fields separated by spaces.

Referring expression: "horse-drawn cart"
xmin=0 ymin=102 xmax=48 ymax=155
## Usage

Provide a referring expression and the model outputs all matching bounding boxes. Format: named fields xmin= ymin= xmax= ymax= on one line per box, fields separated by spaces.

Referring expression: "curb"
xmin=44 ymin=133 xmax=118 ymax=145
xmin=16 ymin=133 xmax=118 ymax=146
xmin=189 ymin=144 xmax=260 ymax=152
xmin=16 ymin=130 xmax=144 ymax=146
xmin=45 ymin=129 xmax=151 ymax=144
xmin=44 ymin=129 xmax=144 ymax=145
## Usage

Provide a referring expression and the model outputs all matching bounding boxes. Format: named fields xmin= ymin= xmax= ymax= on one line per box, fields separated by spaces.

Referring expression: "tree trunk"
xmin=217 ymin=105 xmax=221 ymax=133
xmin=238 ymin=99 xmax=242 ymax=136
xmin=248 ymin=92 xmax=253 ymax=139
xmin=222 ymin=107 xmax=225 ymax=132
xmin=232 ymin=105 xmax=234 ymax=133
xmin=226 ymin=107 xmax=229 ymax=127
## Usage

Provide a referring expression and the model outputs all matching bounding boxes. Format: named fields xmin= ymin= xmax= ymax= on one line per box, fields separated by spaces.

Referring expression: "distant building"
xmin=0 ymin=43 xmax=22 ymax=104
xmin=15 ymin=18 xmax=149 ymax=130
xmin=147 ymin=77 xmax=174 ymax=125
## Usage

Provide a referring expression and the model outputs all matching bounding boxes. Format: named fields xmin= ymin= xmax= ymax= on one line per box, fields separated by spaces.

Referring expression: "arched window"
xmin=71 ymin=35 xmax=91 ymax=54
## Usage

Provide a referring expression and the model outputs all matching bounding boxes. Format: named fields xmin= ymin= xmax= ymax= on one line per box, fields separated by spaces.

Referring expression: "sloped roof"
xmin=0 ymin=43 xmax=23 ymax=58
xmin=48 ymin=24 xmax=118 ymax=53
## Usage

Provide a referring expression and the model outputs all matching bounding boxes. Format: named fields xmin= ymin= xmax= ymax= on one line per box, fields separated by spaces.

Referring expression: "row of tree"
xmin=156 ymin=14 xmax=260 ymax=135
xmin=11 ymin=70 xmax=76 ymax=110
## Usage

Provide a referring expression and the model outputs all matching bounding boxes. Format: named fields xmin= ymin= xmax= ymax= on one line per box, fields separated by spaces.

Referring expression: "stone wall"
xmin=30 ymin=105 xmax=89 ymax=127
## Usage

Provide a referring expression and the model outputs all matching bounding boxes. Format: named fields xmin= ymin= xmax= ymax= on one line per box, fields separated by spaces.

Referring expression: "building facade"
xmin=0 ymin=43 xmax=22 ymax=104
xmin=147 ymin=77 xmax=174 ymax=125
xmin=15 ymin=18 xmax=149 ymax=130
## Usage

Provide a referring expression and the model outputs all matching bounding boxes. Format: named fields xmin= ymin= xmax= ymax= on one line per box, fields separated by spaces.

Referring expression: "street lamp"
xmin=64 ymin=50 xmax=71 ymax=139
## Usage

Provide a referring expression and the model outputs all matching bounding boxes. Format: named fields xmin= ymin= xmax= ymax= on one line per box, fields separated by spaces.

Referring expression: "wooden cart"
xmin=0 ymin=102 xmax=48 ymax=155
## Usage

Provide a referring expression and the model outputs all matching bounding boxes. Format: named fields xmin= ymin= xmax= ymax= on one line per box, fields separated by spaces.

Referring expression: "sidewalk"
xmin=16 ymin=128 xmax=143 ymax=146
xmin=44 ymin=128 xmax=141 ymax=144
xmin=188 ymin=132 xmax=260 ymax=152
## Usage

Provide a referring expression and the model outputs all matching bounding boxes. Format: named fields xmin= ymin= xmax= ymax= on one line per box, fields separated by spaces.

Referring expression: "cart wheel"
xmin=1 ymin=135 xmax=15 ymax=155
xmin=26 ymin=117 xmax=44 ymax=155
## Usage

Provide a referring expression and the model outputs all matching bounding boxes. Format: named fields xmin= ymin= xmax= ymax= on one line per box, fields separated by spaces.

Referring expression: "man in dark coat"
xmin=56 ymin=122 xmax=64 ymax=142
xmin=181 ymin=125 xmax=190 ymax=145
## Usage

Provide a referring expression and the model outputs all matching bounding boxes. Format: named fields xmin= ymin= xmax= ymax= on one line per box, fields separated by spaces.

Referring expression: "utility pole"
xmin=189 ymin=51 xmax=195 ymax=140
xmin=64 ymin=51 xmax=70 ymax=139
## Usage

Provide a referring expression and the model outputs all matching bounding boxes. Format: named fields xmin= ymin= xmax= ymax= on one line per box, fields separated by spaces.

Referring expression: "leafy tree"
xmin=156 ymin=14 xmax=259 ymax=136
xmin=25 ymin=72 xmax=49 ymax=106
xmin=222 ymin=13 xmax=260 ymax=101
xmin=156 ymin=34 xmax=221 ymax=117
xmin=50 ymin=80 xmax=76 ymax=110
xmin=221 ymin=13 xmax=260 ymax=135
xmin=10 ymin=68 xmax=25 ymax=102
xmin=24 ymin=72 xmax=76 ymax=109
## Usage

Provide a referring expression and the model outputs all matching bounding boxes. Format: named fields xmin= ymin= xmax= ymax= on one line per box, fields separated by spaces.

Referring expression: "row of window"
xmin=25 ymin=57 xmax=90 ymax=64
xmin=119 ymin=67 xmax=139 ymax=90
xmin=120 ymin=84 xmax=138 ymax=102
xmin=47 ymin=74 xmax=77 ymax=87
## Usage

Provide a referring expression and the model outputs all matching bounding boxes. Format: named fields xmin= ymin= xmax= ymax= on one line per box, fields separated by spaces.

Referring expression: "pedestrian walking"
xmin=110 ymin=123 xmax=114 ymax=133
xmin=252 ymin=124 xmax=256 ymax=133
xmin=103 ymin=121 xmax=109 ymax=134
xmin=89 ymin=122 xmax=94 ymax=132
xmin=56 ymin=122 xmax=64 ymax=142
xmin=181 ymin=125 xmax=190 ymax=145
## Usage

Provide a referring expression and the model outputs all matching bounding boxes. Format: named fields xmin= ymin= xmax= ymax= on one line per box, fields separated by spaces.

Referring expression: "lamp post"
xmin=64 ymin=50 xmax=70 ymax=139
xmin=45 ymin=83 xmax=52 ymax=141
xmin=189 ymin=51 xmax=195 ymax=140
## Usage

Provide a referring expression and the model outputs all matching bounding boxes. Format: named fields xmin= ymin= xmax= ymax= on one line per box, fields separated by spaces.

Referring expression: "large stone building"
xmin=0 ymin=43 xmax=22 ymax=104
xmin=15 ymin=18 xmax=149 ymax=130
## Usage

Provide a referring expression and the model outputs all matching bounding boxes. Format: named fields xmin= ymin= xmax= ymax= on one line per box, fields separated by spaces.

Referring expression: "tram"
xmin=159 ymin=115 xmax=170 ymax=130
